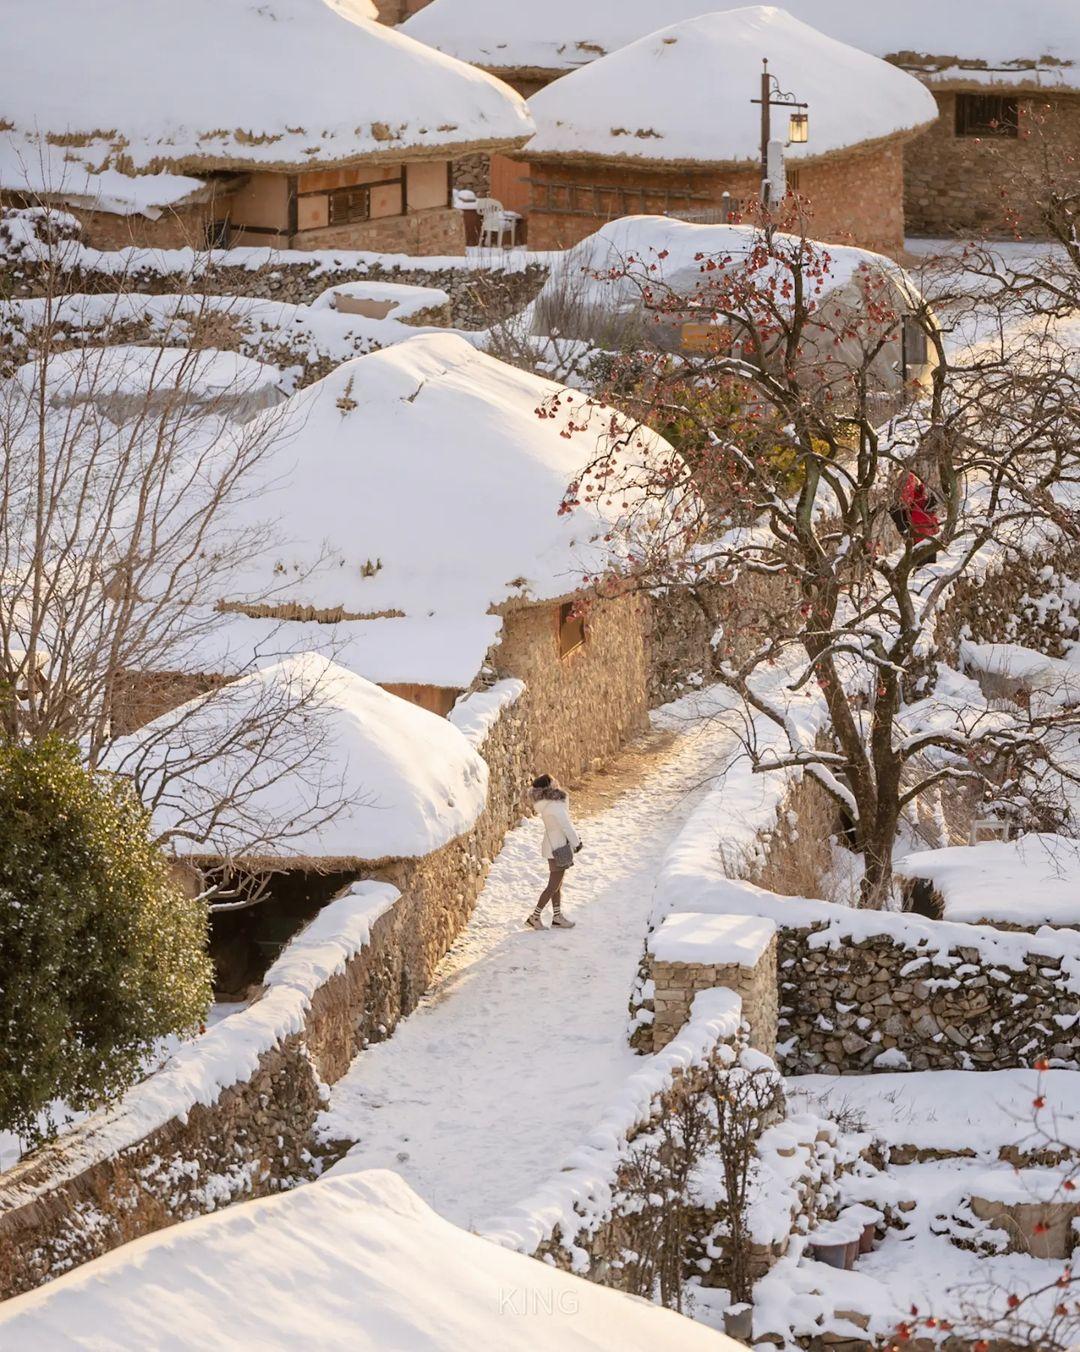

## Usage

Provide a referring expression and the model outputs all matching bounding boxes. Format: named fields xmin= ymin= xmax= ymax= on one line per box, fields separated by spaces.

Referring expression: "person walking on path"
xmin=525 ymin=774 xmax=581 ymax=930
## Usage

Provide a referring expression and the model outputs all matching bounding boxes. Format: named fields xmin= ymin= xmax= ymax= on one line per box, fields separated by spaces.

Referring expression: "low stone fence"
xmin=777 ymin=916 xmax=1080 ymax=1075
xmin=650 ymin=703 xmax=1080 ymax=1079
xmin=481 ymin=986 xmax=849 ymax=1309
xmin=481 ymin=988 xmax=745 ymax=1270
xmin=0 ymin=684 xmax=530 ymax=1299
xmin=0 ymin=212 xmax=549 ymax=329
xmin=647 ymin=913 xmax=779 ymax=1055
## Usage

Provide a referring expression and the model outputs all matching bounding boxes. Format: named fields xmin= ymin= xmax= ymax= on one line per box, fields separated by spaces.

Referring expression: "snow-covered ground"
xmin=318 ymin=692 xmax=744 ymax=1228
xmin=0 ymin=1170 xmax=736 ymax=1352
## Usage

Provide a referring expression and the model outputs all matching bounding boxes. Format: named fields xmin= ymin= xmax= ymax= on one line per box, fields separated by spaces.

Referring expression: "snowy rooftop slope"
xmin=534 ymin=216 xmax=919 ymax=322
xmin=402 ymin=0 xmax=1080 ymax=88
xmin=105 ymin=653 xmax=488 ymax=862
xmin=0 ymin=0 xmax=533 ymax=190
xmin=0 ymin=148 xmax=209 ymax=220
xmin=0 ymin=1171 xmax=737 ymax=1352
xmin=895 ymin=834 xmax=1080 ymax=927
xmin=522 ymin=7 xmax=937 ymax=167
xmin=221 ymin=333 xmax=684 ymax=674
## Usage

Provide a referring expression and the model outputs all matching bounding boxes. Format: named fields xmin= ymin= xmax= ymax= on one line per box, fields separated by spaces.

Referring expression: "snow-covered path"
xmin=319 ymin=700 xmax=740 ymax=1230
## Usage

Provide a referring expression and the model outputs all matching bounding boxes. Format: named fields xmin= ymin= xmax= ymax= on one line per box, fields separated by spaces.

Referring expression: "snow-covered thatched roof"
xmin=106 ymin=654 xmax=489 ymax=864
xmin=214 ymin=332 xmax=683 ymax=687
xmin=402 ymin=0 xmax=1080 ymax=91
xmin=0 ymin=0 xmax=533 ymax=204
xmin=521 ymin=7 xmax=937 ymax=168
xmin=0 ymin=1170 xmax=738 ymax=1350
xmin=534 ymin=216 xmax=923 ymax=323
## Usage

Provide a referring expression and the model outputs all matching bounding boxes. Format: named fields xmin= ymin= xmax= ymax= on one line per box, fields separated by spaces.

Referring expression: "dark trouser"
xmin=534 ymin=861 xmax=568 ymax=915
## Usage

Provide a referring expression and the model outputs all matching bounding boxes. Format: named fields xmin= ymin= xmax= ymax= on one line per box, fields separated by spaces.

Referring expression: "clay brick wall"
xmin=520 ymin=142 xmax=908 ymax=258
xmin=288 ymin=204 xmax=465 ymax=256
xmin=905 ymin=90 xmax=1080 ymax=238
xmin=4 ymin=198 xmax=465 ymax=258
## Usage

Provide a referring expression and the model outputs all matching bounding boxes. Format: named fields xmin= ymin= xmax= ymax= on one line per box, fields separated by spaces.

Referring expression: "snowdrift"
xmin=0 ymin=1169 xmax=739 ymax=1351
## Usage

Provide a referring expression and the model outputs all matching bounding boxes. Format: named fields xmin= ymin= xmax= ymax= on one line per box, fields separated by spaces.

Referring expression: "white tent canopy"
xmin=522 ymin=7 xmax=937 ymax=167
xmin=402 ymin=0 xmax=1080 ymax=88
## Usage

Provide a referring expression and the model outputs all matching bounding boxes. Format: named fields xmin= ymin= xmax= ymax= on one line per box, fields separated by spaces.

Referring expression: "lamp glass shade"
xmin=788 ymin=111 xmax=809 ymax=144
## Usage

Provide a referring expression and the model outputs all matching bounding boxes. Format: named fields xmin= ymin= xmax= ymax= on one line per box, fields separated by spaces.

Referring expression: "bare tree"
xmin=542 ymin=206 xmax=1080 ymax=906
xmin=0 ymin=200 xmax=349 ymax=896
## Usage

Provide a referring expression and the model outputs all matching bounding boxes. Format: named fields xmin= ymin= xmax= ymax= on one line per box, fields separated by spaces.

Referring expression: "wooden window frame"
xmin=955 ymin=93 xmax=1019 ymax=138
xmin=558 ymin=602 xmax=586 ymax=658
xmin=327 ymin=184 xmax=372 ymax=226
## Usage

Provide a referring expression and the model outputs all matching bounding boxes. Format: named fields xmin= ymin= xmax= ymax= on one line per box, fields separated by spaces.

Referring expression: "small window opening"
xmin=955 ymin=94 xmax=1019 ymax=138
xmin=902 ymin=314 xmax=929 ymax=374
xmin=328 ymin=185 xmax=372 ymax=226
xmin=558 ymin=603 xmax=586 ymax=658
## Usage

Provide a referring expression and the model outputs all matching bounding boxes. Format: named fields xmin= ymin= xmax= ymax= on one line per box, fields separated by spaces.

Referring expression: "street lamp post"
xmin=751 ymin=58 xmax=809 ymax=211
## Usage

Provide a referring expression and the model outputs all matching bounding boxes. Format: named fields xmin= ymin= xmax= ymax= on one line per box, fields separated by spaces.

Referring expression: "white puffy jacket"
xmin=535 ymin=793 xmax=581 ymax=861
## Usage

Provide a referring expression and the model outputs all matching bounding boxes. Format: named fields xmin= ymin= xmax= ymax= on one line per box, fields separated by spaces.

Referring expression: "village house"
xmin=402 ymin=0 xmax=1080 ymax=240
xmin=118 ymin=332 xmax=689 ymax=788
xmin=502 ymin=8 xmax=937 ymax=256
xmin=107 ymin=653 xmax=498 ymax=990
xmin=0 ymin=0 xmax=532 ymax=255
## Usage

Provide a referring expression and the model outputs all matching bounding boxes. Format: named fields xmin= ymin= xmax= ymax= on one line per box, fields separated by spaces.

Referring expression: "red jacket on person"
xmin=900 ymin=473 xmax=940 ymax=540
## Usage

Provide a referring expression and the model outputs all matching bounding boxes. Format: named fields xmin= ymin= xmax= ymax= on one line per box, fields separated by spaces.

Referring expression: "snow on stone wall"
xmin=0 ymin=685 xmax=530 ymax=1299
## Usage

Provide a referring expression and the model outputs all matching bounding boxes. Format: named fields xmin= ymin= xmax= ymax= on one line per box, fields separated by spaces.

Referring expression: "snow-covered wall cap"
xmin=402 ymin=0 xmax=1080 ymax=90
xmin=522 ymin=7 xmax=938 ymax=167
xmin=222 ymin=332 xmax=687 ymax=632
xmin=648 ymin=912 xmax=777 ymax=966
xmin=0 ymin=0 xmax=534 ymax=184
xmin=895 ymin=833 xmax=1080 ymax=928
xmin=105 ymin=653 xmax=489 ymax=863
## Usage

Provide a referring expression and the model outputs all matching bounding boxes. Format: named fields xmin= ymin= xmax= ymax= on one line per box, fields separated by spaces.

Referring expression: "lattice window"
xmin=955 ymin=94 xmax=1019 ymax=138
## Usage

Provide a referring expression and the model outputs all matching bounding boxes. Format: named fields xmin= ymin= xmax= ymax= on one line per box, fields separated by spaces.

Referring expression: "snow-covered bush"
xmin=0 ymin=740 xmax=211 ymax=1141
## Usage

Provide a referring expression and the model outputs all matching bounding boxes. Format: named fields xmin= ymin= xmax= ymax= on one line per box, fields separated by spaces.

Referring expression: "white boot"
xmin=551 ymin=913 xmax=576 ymax=929
xmin=524 ymin=912 xmax=545 ymax=930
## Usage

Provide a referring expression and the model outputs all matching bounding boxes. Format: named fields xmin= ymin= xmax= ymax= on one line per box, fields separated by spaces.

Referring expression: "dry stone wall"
xmin=0 ymin=692 xmax=531 ymax=1300
xmin=777 ymin=924 xmax=1079 ymax=1076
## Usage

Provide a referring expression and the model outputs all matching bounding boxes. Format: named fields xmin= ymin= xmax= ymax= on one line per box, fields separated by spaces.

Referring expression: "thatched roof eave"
xmin=516 ymin=120 xmax=936 ymax=174
xmin=87 ymin=132 xmax=534 ymax=180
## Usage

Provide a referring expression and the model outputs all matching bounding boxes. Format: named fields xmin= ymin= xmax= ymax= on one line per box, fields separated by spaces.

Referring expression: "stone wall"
xmin=650 ymin=933 xmax=779 ymax=1056
xmin=935 ymin=541 xmax=1080 ymax=665
xmin=493 ymin=594 xmax=650 ymax=785
xmin=777 ymin=923 xmax=1079 ymax=1076
xmin=905 ymin=91 xmax=1080 ymax=238
xmin=521 ymin=141 xmax=908 ymax=258
xmin=0 ymin=691 xmax=531 ymax=1299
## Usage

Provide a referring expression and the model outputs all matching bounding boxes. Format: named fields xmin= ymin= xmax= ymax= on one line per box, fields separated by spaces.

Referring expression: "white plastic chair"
xmin=476 ymin=196 xmax=515 ymax=249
